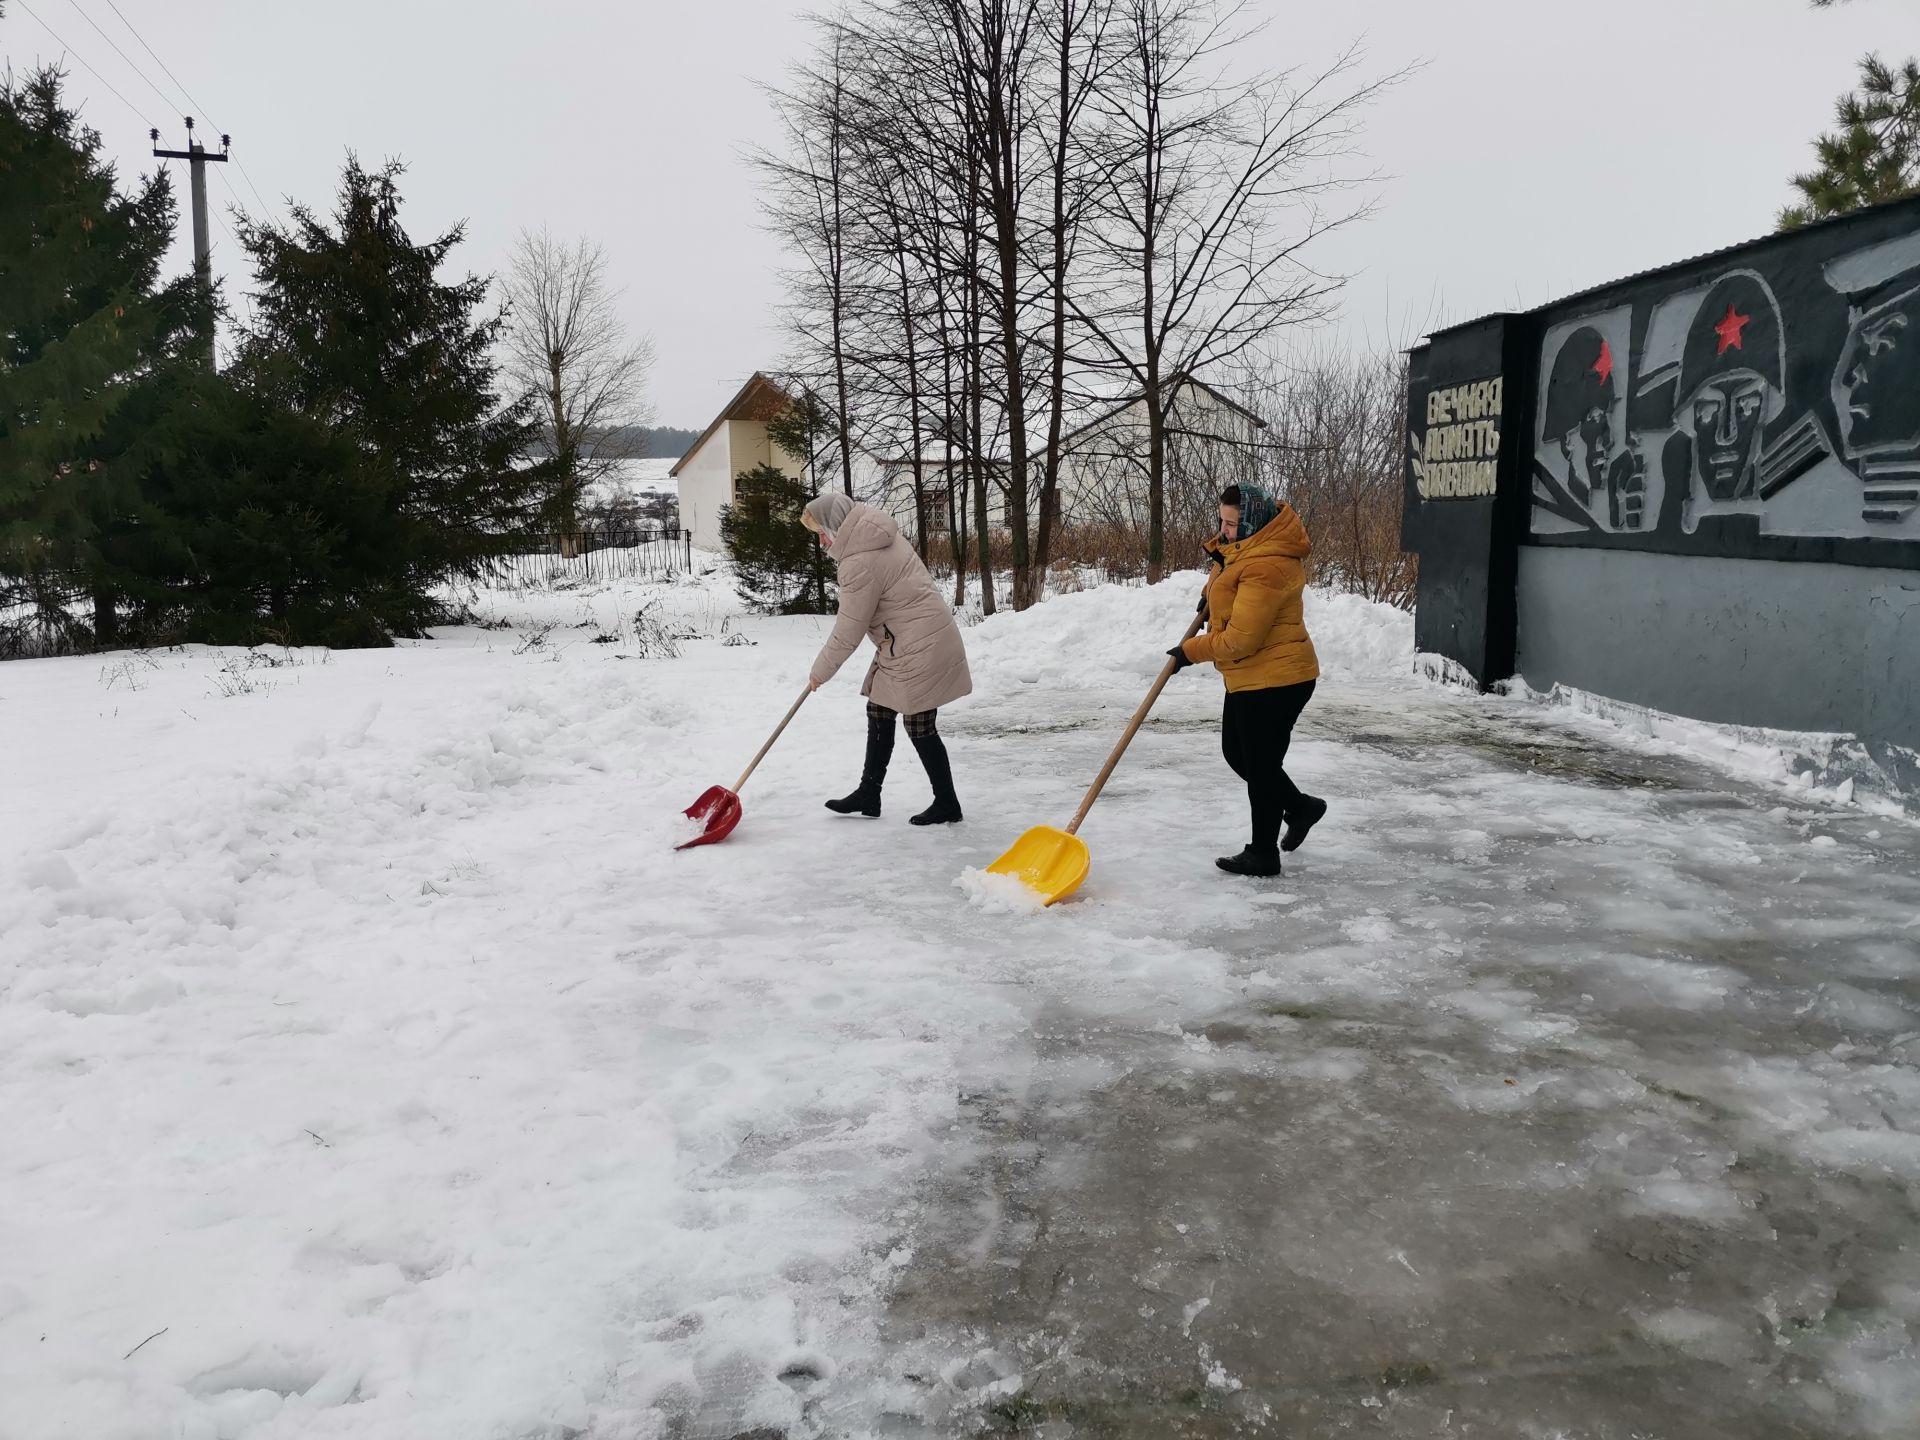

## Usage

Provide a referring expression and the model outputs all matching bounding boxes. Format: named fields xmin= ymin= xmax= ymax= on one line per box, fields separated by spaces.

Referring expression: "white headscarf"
xmin=804 ymin=492 xmax=854 ymax=536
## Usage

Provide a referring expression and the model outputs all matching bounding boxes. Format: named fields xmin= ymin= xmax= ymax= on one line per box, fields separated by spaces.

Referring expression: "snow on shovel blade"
xmin=986 ymin=824 xmax=1089 ymax=907
xmin=677 ymin=785 xmax=742 ymax=850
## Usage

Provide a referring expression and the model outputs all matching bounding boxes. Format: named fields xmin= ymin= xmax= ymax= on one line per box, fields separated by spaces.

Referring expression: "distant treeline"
xmin=607 ymin=425 xmax=698 ymax=459
xmin=529 ymin=425 xmax=696 ymax=461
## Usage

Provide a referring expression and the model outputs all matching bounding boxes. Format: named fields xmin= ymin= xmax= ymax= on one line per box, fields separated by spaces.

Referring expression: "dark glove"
xmin=1166 ymin=643 xmax=1195 ymax=673
xmin=1195 ymin=590 xmax=1209 ymax=618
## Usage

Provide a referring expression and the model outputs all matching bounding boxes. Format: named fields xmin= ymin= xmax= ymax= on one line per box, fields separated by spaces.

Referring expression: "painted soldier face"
xmin=1835 ymin=284 xmax=1920 ymax=458
xmin=1576 ymin=405 xmax=1612 ymax=491
xmin=1689 ymin=373 xmax=1768 ymax=500
xmin=1540 ymin=326 xmax=1618 ymax=506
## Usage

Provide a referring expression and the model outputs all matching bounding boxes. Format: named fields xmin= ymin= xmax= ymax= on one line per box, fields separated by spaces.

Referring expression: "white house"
xmin=871 ymin=451 xmax=1009 ymax=542
xmin=867 ymin=372 xmax=1264 ymax=545
xmin=1053 ymin=373 xmax=1266 ymax=531
xmin=676 ymin=369 xmax=1262 ymax=556
xmin=669 ymin=373 xmax=807 ymax=552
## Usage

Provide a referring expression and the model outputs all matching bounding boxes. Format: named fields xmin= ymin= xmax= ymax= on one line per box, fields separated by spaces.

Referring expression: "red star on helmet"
xmin=1713 ymin=303 xmax=1750 ymax=356
xmin=1592 ymin=338 xmax=1613 ymax=386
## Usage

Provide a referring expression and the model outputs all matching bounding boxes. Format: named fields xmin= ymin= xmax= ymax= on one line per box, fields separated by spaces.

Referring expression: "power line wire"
xmin=209 ymin=173 xmax=241 ymax=238
xmin=14 ymin=0 xmax=155 ymax=129
xmin=97 ymin=0 xmax=277 ymax=221
xmin=228 ymin=157 xmax=275 ymax=221
xmin=64 ymin=0 xmax=178 ymax=120
xmin=17 ymin=0 xmax=241 ymax=366
xmin=100 ymin=0 xmax=212 ymax=118
xmin=212 ymin=165 xmax=253 ymax=246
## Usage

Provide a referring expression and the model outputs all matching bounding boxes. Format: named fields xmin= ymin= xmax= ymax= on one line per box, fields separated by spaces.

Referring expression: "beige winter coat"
xmin=809 ymin=504 xmax=973 ymax=715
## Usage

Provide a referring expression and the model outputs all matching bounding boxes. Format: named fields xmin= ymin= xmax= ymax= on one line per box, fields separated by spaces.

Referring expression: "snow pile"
xmin=441 ymin=560 xmax=743 ymax=641
xmin=1505 ymin=678 xmax=1919 ymax=817
xmin=1303 ymin=586 xmax=1416 ymax=683
xmin=669 ymin=810 xmax=713 ymax=848
xmin=955 ymin=866 xmax=1048 ymax=914
xmin=966 ymin=578 xmax=1199 ymax=691
xmin=964 ymin=576 xmax=1413 ymax=692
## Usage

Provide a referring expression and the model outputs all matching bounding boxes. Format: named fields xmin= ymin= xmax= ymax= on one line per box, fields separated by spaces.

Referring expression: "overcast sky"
xmin=6 ymin=0 xmax=1911 ymax=426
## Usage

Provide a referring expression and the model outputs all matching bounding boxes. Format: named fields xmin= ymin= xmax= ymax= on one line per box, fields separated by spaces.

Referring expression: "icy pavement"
xmin=846 ymin=683 xmax=1920 ymax=1439
xmin=2 ymin=575 xmax=1916 ymax=1439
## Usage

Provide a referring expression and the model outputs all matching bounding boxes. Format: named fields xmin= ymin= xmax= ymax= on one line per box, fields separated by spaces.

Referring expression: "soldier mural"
xmin=1527 ymin=243 xmax=1920 ymax=547
xmin=1535 ymin=325 xmax=1647 ymax=531
xmin=1673 ymin=271 xmax=1787 ymax=505
xmin=1830 ymin=247 xmax=1920 ymax=527
xmin=1407 ymin=198 xmax=1920 ymax=710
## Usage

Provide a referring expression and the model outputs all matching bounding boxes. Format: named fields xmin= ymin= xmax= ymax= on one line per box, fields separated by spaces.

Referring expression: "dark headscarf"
xmin=1227 ymin=484 xmax=1279 ymax=542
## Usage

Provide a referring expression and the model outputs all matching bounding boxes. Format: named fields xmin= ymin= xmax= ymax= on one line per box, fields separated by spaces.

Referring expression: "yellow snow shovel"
xmin=987 ymin=612 xmax=1206 ymax=905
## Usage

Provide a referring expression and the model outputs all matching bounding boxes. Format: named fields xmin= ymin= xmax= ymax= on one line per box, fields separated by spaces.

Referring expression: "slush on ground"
xmin=3 ymin=570 xmax=1916 ymax=1439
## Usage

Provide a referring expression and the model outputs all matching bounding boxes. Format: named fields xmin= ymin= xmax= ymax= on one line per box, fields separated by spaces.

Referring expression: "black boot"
xmin=1281 ymin=795 xmax=1328 ymax=853
xmin=1216 ymin=846 xmax=1281 ymax=877
xmin=908 ymin=733 xmax=963 ymax=826
xmin=826 ymin=712 xmax=894 ymax=817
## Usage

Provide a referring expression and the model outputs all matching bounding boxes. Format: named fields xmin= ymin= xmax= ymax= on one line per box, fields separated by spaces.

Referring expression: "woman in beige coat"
xmin=801 ymin=493 xmax=972 ymax=825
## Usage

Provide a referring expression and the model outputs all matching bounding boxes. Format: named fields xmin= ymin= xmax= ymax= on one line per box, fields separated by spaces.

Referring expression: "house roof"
xmin=668 ymin=372 xmax=796 ymax=478
xmin=1058 ymin=372 xmax=1266 ymax=449
xmin=876 ymin=451 xmax=1008 ymax=469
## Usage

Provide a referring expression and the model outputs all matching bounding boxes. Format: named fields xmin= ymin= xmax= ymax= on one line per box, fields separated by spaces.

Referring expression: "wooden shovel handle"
xmin=733 ymin=687 xmax=812 ymax=793
xmin=1065 ymin=610 xmax=1207 ymax=836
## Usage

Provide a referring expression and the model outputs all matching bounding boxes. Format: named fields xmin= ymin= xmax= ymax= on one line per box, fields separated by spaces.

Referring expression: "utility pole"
xmin=152 ymin=117 xmax=230 ymax=368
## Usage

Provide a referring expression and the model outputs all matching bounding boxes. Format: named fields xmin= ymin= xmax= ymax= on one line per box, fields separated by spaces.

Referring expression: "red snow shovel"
xmin=677 ymin=687 xmax=812 ymax=850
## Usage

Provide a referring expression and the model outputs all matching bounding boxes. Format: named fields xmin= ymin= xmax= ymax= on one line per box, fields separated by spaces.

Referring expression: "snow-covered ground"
xmin=3 ymin=567 xmax=1916 ymax=1439
xmin=580 ymin=457 xmax=678 ymax=518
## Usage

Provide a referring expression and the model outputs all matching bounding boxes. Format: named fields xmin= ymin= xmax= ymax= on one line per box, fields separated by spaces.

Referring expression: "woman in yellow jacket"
xmin=1167 ymin=484 xmax=1327 ymax=877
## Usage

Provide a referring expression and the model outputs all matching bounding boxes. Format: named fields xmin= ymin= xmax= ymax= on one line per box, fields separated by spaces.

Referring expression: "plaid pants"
xmin=867 ymin=700 xmax=939 ymax=739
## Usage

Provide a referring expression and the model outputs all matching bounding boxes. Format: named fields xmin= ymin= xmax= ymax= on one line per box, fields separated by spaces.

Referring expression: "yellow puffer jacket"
xmin=1181 ymin=504 xmax=1320 ymax=692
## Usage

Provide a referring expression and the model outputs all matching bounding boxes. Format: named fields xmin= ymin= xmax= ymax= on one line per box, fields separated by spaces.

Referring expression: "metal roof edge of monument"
xmin=1524 ymin=193 xmax=1920 ymax=321
xmin=1418 ymin=311 xmax=1525 ymax=345
xmin=1403 ymin=194 xmax=1920 ymax=356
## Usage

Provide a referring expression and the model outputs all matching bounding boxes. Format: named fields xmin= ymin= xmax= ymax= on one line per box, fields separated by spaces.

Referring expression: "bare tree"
xmin=1030 ymin=0 xmax=1120 ymax=591
xmin=502 ymin=230 xmax=654 ymax=553
xmin=759 ymin=29 xmax=863 ymax=496
xmin=949 ymin=0 xmax=1047 ymax=608
xmin=1072 ymin=0 xmax=1390 ymax=579
xmin=840 ymin=94 xmax=937 ymax=557
xmin=846 ymin=0 xmax=1047 ymax=608
xmin=758 ymin=0 xmax=1390 ymax=608
xmin=1245 ymin=346 xmax=1415 ymax=607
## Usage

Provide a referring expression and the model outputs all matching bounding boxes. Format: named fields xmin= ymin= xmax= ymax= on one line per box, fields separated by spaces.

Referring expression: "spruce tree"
xmin=114 ymin=364 xmax=386 ymax=646
xmin=720 ymin=463 xmax=836 ymax=615
xmin=1782 ymin=53 xmax=1920 ymax=228
xmin=0 ymin=60 xmax=188 ymax=651
xmin=235 ymin=158 xmax=544 ymax=634
xmin=765 ymin=388 xmax=838 ymax=611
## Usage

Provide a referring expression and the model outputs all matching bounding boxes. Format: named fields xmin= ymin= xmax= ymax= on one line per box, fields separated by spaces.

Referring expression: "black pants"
xmin=1221 ymin=680 xmax=1316 ymax=852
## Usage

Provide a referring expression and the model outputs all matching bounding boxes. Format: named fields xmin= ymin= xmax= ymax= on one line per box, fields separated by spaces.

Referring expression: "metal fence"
xmin=470 ymin=528 xmax=694 ymax=587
